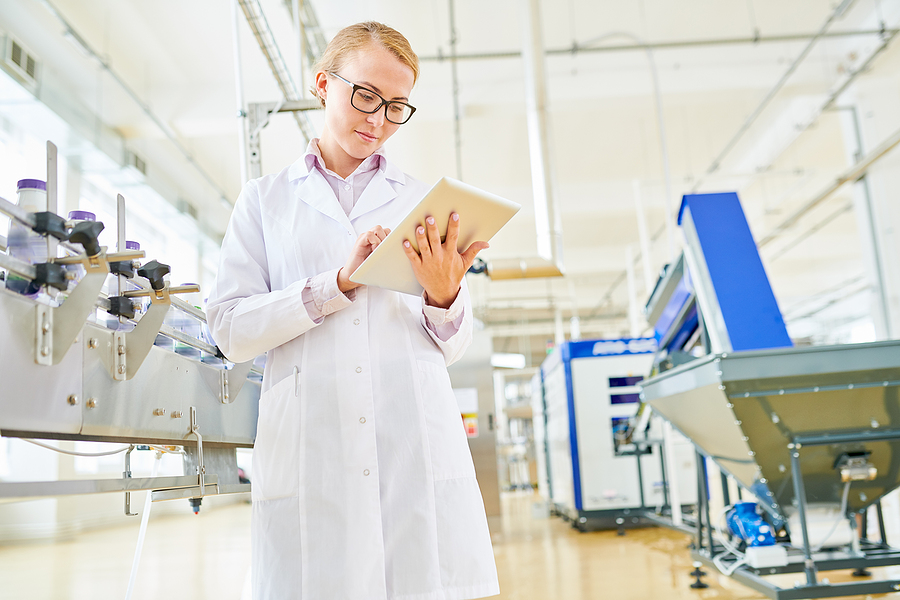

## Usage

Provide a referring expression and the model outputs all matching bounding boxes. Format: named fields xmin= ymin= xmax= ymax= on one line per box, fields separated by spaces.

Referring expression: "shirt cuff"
xmin=423 ymin=288 xmax=465 ymax=342
xmin=302 ymin=268 xmax=355 ymax=321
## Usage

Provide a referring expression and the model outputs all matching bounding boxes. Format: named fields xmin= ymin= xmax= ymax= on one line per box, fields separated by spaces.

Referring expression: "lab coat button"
xmin=356 ymin=367 xmax=362 ymax=373
xmin=354 ymin=319 xmax=360 ymax=325
xmin=344 ymin=184 xmax=351 ymax=191
xmin=359 ymin=417 xmax=366 ymax=424
xmin=363 ymin=469 xmax=370 ymax=476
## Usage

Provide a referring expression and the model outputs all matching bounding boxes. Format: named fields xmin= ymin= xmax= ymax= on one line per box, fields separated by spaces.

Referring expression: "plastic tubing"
xmin=125 ymin=452 xmax=161 ymax=600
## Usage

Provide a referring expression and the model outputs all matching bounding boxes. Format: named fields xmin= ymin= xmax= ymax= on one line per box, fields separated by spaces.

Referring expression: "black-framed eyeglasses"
xmin=329 ymin=72 xmax=417 ymax=125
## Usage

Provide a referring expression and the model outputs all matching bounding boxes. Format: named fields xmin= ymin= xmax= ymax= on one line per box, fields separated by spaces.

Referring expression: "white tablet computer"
xmin=349 ymin=177 xmax=521 ymax=296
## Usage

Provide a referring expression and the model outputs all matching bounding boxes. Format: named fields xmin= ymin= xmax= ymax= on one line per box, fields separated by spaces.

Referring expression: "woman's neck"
xmin=317 ymin=134 xmax=363 ymax=179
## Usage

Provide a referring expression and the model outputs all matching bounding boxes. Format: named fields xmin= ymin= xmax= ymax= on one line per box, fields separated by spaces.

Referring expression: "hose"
xmin=125 ymin=451 xmax=161 ymax=600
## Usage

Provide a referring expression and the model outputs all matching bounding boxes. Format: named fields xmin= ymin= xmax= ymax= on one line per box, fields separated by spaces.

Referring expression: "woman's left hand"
xmin=402 ymin=213 xmax=489 ymax=309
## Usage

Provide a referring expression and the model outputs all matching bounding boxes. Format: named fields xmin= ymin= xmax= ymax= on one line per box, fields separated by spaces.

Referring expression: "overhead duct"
xmin=488 ymin=0 xmax=563 ymax=281
xmin=237 ymin=0 xmax=316 ymax=142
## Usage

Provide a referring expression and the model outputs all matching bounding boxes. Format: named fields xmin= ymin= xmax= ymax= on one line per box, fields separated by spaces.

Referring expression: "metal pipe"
xmin=418 ymin=28 xmax=895 ymax=62
xmin=758 ymin=123 xmax=900 ymax=247
xmin=448 ymin=0 xmax=463 ymax=180
xmin=232 ymin=0 xmax=249 ymax=185
xmin=584 ymin=32 xmax=675 ymax=259
xmin=237 ymin=0 xmax=315 ymax=142
xmin=633 ymin=180 xmax=655 ymax=294
xmin=839 ymin=105 xmax=892 ymax=339
xmin=515 ymin=0 xmax=564 ymax=278
xmin=692 ymin=0 xmax=858 ymax=190
xmin=38 ymin=1 xmax=232 ymax=205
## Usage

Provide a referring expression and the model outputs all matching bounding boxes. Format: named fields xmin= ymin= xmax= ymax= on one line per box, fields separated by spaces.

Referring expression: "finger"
xmin=402 ymin=239 xmax=421 ymax=265
xmin=384 ymin=228 xmax=391 ymax=236
xmin=460 ymin=241 xmax=490 ymax=270
xmin=372 ymin=225 xmax=387 ymax=242
xmin=415 ymin=224 xmax=431 ymax=258
xmin=445 ymin=213 xmax=460 ymax=251
xmin=425 ymin=216 xmax=442 ymax=254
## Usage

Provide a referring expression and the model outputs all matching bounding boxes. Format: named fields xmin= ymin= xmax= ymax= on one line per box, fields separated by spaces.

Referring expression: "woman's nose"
xmin=367 ymin=107 xmax=385 ymax=127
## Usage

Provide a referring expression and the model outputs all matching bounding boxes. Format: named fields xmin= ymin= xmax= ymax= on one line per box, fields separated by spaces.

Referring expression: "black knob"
xmin=67 ymin=221 xmax=105 ymax=257
xmin=137 ymin=260 xmax=170 ymax=291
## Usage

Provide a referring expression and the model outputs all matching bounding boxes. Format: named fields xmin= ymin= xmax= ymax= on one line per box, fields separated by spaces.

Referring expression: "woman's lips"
xmin=356 ymin=130 xmax=377 ymax=143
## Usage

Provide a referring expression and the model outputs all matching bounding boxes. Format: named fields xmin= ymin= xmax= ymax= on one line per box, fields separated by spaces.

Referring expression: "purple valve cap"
xmin=68 ymin=210 xmax=96 ymax=221
xmin=17 ymin=179 xmax=46 ymax=191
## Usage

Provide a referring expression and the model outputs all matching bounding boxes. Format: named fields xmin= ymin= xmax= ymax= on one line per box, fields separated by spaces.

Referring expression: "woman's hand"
xmin=338 ymin=225 xmax=391 ymax=293
xmin=402 ymin=213 xmax=489 ymax=308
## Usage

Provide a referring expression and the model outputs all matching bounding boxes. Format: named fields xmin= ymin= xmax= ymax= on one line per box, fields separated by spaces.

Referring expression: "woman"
xmin=208 ymin=21 xmax=499 ymax=600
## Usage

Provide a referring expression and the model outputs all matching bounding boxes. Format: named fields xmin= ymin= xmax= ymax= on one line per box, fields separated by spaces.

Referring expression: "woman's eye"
xmin=358 ymin=92 xmax=376 ymax=102
xmin=388 ymin=104 xmax=404 ymax=114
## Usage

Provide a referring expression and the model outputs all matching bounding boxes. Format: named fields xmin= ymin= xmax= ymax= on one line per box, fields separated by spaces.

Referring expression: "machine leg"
xmin=789 ymin=445 xmax=818 ymax=586
xmin=877 ymin=500 xmax=888 ymax=546
xmin=636 ymin=450 xmax=646 ymax=509
xmin=694 ymin=451 xmax=705 ymax=552
xmin=699 ymin=454 xmax=715 ymax=554
xmin=659 ymin=441 xmax=670 ymax=511
xmin=721 ymin=472 xmax=731 ymax=507
xmin=689 ymin=561 xmax=708 ymax=589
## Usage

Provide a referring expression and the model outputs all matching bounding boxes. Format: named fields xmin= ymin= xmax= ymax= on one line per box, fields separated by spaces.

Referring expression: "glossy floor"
xmin=1 ymin=493 xmax=899 ymax=599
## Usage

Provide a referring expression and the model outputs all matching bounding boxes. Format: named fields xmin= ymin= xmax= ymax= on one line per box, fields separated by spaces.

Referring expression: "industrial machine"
xmin=638 ymin=191 xmax=900 ymax=599
xmin=539 ymin=337 xmax=697 ymax=531
xmin=0 ymin=142 xmax=260 ymax=516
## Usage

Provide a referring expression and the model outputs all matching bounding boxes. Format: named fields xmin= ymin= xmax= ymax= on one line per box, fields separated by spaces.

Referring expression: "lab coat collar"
xmin=287 ymin=139 xmax=406 ymax=185
xmin=288 ymin=139 xmax=406 ymax=228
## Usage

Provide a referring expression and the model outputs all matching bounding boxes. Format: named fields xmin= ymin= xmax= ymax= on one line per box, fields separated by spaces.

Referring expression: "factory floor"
xmin=1 ymin=492 xmax=899 ymax=599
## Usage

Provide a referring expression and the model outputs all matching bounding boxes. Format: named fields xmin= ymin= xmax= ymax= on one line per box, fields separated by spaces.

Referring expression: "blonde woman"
xmin=208 ymin=21 xmax=498 ymax=600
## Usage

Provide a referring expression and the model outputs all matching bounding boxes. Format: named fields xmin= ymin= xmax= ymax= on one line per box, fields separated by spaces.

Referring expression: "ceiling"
xmin=1 ymin=0 xmax=899 ymax=365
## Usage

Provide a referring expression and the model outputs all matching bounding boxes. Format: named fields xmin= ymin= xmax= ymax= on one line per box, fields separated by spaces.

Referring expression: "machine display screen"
xmin=609 ymin=376 xmax=643 ymax=388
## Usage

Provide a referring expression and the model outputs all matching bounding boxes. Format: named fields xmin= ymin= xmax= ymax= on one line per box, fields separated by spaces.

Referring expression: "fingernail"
xmin=417 ymin=226 xmax=425 ymax=234
xmin=452 ymin=213 xmax=459 ymax=222
xmin=426 ymin=217 xmax=434 ymax=225
xmin=404 ymin=240 xmax=410 ymax=248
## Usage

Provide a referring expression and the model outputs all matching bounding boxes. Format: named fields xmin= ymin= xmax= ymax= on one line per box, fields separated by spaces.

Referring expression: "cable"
xmin=21 ymin=439 xmax=184 ymax=457
xmin=21 ymin=438 xmax=132 ymax=457
xmin=810 ymin=481 xmax=851 ymax=552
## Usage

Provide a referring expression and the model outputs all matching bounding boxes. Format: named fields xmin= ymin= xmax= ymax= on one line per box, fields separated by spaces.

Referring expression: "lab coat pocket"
xmin=418 ymin=360 xmax=476 ymax=481
xmin=252 ymin=373 xmax=301 ymax=501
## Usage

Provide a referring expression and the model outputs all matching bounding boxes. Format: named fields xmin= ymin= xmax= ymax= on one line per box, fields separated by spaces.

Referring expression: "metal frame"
xmin=687 ymin=430 xmax=900 ymax=600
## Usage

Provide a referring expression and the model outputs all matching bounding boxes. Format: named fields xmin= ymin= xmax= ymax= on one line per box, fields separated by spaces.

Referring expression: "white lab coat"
xmin=207 ymin=154 xmax=499 ymax=600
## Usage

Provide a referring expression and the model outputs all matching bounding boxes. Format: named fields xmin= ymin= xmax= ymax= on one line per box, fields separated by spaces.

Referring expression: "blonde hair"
xmin=310 ymin=21 xmax=419 ymax=107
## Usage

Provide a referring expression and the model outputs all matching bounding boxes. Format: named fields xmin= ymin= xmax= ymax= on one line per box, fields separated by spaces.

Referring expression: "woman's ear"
xmin=314 ymin=71 xmax=328 ymax=104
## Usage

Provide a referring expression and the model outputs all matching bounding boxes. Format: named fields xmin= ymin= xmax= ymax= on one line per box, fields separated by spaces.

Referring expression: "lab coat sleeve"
xmin=207 ymin=180 xmax=327 ymax=363
xmin=419 ymin=277 xmax=473 ymax=367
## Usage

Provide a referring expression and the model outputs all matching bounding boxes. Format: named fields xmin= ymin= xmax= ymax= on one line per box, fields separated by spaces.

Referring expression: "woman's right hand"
xmin=337 ymin=225 xmax=391 ymax=293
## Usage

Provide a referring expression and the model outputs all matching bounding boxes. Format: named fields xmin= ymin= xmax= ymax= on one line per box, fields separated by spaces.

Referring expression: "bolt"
xmin=118 ymin=344 xmax=125 ymax=356
xmin=42 ymin=321 xmax=50 ymax=333
xmin=88 ymin=338 xmax=98 ymax=349
xmin=171 ymin=411 xmax=183 ymax=419
xmin=67 ymin=394 xmax=79 ymax=406
xmin=86 ymin=398 xmax=97 ymax=409
xmin=118 ymin=365 xmax=126 ymax=374
xmin=40 ymin=346 xmax=49 ymax=356
xmin=153 ymin=408 xmax=166 ymax=416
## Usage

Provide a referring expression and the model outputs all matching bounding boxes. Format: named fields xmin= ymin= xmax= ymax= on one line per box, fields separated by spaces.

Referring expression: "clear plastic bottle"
xmin=66 ymin=210 xmax=96 ymax=285
xmin=172 ymin=284 xmax=202 ymax=360
xmin=5 ymin=179 xmax=48 ymax=298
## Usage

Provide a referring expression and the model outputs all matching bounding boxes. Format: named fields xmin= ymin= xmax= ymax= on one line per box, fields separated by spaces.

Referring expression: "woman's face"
xmin=316 ymin=44 xmax=415 ymax=173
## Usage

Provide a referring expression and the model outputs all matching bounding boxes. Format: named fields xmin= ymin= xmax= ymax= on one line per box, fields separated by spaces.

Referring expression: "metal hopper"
xmin=641 ymin=340 xmax=900 ymax=516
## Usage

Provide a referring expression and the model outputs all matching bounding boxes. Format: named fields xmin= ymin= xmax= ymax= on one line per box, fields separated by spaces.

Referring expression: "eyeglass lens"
xmin=351 ymin=88 xmax=413 ymax=124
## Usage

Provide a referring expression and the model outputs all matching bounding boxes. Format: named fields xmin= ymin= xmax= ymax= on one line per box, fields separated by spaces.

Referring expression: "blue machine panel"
xmin=678 ymin=193 xmax=793 ymax=352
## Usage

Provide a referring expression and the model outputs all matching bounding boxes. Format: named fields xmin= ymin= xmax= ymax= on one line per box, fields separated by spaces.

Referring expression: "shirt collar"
xmin=288 ymin=138 xmax=405 ymax=185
